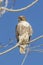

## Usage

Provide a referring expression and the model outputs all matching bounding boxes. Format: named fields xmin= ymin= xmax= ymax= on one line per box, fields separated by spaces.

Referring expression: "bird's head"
xmin=18 ymin=16 xmax=26 ymax=22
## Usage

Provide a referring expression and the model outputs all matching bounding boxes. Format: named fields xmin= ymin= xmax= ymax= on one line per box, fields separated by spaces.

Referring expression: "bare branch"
xmin=0 ymin=0 xmax=38 ymax=12
xmin=0 ymin=35 xmax=43 ymax=56
xmin=21 ymin=48 xmax=30 ymax=65
xmin=31 ymin=49 xmax=43 ymax=53
xmin=31 ymin=44 xmax=43 ymax=49
xmin=30 ymin=35 xmax=43 ymax=43
xmin=0 ymin=41 xmax=21 ymax=55
xmin=0 ymin=0 xmax=8 ymax=15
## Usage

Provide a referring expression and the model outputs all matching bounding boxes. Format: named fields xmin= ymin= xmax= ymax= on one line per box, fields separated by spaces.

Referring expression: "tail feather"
xmin=19 ymin=45 xmax=27 ymax=54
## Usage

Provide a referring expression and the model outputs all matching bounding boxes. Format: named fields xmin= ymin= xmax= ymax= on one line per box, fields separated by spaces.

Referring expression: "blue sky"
xmin=0 ymin=0 xmax=43 ymax=65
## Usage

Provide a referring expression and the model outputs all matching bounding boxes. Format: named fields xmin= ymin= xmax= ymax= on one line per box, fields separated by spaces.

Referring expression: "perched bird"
xmin=16 ymin=16 xmax=33 ymax=54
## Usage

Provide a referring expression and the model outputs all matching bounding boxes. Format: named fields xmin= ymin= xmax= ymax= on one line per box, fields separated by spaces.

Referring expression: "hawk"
xmin=16 ymin=16 xmax=33 ymax=54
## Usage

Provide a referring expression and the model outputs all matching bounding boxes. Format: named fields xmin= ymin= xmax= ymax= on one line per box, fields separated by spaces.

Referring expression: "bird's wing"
xmin=16 ymin=25 xmax=19 ymax=42
xmin=28 ymin=25 xmax=33 ymax=36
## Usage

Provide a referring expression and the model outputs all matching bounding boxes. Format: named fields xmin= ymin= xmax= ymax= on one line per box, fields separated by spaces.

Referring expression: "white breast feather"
xmin=18 ymin=21 xmax=31 ymax=27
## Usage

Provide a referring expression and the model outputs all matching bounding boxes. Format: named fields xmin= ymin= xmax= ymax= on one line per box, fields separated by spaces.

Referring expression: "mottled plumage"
xmin=16 ymin=16 xmax=33 ymax=54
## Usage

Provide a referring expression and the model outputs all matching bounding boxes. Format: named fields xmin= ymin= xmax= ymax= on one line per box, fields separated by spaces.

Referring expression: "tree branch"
xmin=0 ymin=0 xmax=38 ymax=12
xmin=0 ymin=35 xmax=43 ymax=56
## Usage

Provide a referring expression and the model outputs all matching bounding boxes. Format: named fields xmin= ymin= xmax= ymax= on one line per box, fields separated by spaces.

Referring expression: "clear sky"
xmin=0 ymin=0 xmax=43 ymax=65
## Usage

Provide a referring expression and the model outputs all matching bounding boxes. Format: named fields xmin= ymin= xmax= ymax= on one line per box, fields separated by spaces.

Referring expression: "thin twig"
xmin=21 ymin=48 xmax=30 ymax=65
xmin=31 ymin=49 xmax=43 ymax=52
xmin=0 ymin=38 xmax=14 ymax=48
xmin=31 ymin=44 xmax=43 ymax=49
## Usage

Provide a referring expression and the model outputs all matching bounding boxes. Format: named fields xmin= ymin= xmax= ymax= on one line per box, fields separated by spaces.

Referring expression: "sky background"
xmin=0 ymin=0 xmax=43 ymax=65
